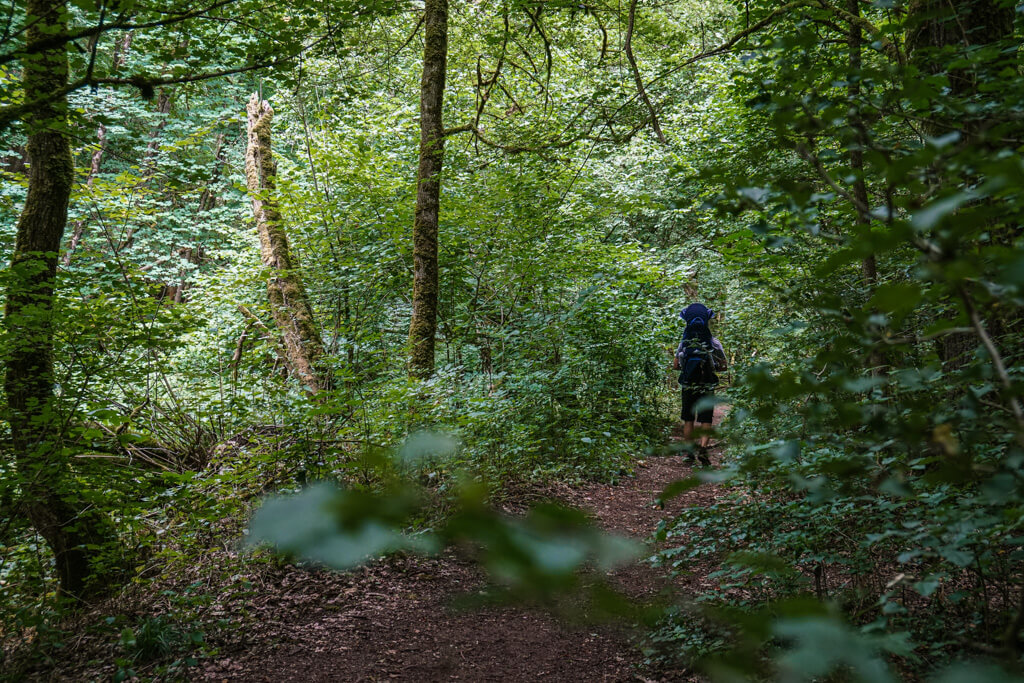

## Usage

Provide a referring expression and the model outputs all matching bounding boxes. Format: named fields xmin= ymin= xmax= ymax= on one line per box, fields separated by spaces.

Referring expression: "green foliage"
xmin=3 ymin=0 xmax=1024 ymax=678
xmin=246 ymin=440 xmax=642 ymax=608
xmin=644 ymin=1 xmax=1024 ymax=679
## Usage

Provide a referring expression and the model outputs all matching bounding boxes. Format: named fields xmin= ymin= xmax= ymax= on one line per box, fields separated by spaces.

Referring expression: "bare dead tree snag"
xmin=408 ymin=0 xmax=449 ymax=378
xmin=244 ymin=93 xmax=326 ymax=393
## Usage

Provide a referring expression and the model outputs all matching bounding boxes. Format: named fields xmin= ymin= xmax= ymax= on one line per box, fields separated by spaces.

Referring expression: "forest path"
xmin=199 ymin=409 xmax=726 ymax=682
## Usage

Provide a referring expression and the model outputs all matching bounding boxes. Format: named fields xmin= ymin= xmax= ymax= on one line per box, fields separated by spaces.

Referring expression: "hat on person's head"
xmin=680 ymin=302 xmax=714 ymax=323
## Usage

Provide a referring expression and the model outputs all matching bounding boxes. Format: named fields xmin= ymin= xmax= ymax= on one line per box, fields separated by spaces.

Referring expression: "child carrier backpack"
xmin=677 ymin=308 xmax=719 ymax=386
xmin=679 ymin=344 xmax=718 ymax=386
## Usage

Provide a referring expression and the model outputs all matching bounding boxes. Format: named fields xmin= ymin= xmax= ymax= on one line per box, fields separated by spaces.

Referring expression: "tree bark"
xmin=244 ymin=93 xmax=326 ymax=394
xmin=5 ymin=0 xmax=123 ymax=600
xmin=846 ymin=0 xmax=876 ymax=284
xmin=407 ymin=0 xmax=449 ymax=378
xmin=905 ymin=0 xmax=1015 ymax=367
xmin=906 ymin=0 xmax=1014 ymax=134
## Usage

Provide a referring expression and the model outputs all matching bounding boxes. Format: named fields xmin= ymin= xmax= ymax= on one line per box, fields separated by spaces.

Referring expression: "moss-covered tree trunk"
xmin=5 ymin=0 xmax=122 ymax=599
xmin=407 ymin=0 xmax=449 ymax=378
xmin=244 ymin=93 xmax=326 ymax=393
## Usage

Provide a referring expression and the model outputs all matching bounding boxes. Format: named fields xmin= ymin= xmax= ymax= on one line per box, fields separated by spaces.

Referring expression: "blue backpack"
xmin=680 ymin=345 xmax=717 ymax=385
xmin=678 ymin=305 xmax=718 ymax=386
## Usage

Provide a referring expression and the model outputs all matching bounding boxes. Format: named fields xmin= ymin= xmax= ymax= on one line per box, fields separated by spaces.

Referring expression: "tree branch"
xmin=0 ymin=24 xmax=343 ymax=133
xmin=642 ymin=0 xmax=902 ymax=97
xmin=0 ymin=0 xmax=240 ymax=69
xmin=958 ymin=286 xmax=1024 ymax=448
xmin=624 ymin=0 xmax=666 ymax=143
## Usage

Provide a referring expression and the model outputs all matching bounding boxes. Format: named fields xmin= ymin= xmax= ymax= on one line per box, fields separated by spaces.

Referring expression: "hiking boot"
xmin=697 ymin=447 xmax=711 ymax=467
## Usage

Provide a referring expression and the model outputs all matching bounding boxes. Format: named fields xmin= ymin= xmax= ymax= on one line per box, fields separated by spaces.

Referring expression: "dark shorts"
xmin=681 ymin=384 xmax=715 ymax=424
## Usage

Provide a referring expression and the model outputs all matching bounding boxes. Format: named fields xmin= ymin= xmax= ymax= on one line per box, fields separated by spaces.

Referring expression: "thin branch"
xmin=471 ymin=11 xmax=509 ymax=138
xmin=815 ymin=0 xmax=903 ymax=64
xmin=524 ymin=5 xmax=552 ymax=110
xmin=958 ymin=286 xmax=1024 ymax=448
xmin=0 ymin=0 xmax=240 ymax=69
xmin=624 ymin=0 xmax=666 ymax=143
xmin=84 ymin=0 xmax=107 ymax=84
xmin=879 ymin=327 xmax=974 ymax=346
xmin=641 ymin=0 xmax=902 ymax=99
xmin=794 ymin=141 xmax=871 ymax=217
xmin=0 ymin=24 xmax=342 ymax=133
xmin=237 ymin=305 xmax=292 ymax=373
xmin=443 ymin=117 xmax=645 ymax=158
xmin=587 ymin=4 xmax=609 ymax=64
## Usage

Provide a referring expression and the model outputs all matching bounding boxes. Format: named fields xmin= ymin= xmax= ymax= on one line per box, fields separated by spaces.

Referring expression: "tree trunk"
xmin=244 ymin=93 xmax=326 ymax=394
xmin=144 ymin=89 xmax=173 ymax=162
xmin=164 ymin=132 xmax=224 ymax=304
xmin=5 ymin=0 xmax=123 ymax=600
xmin=905 ymin=0 xmax=1015 ymax=366
xmin=118 ymin=87 xmax=173 ymax=253
xmin=408 ymin=0 xmax=449 ymax=379
xmin=906 ymin=0 xmax=1014 ymax=134
xmin=846 ymin=0 xmax=876 ymax=284
xmin=62 ymin=122 xmax=104 ymax=267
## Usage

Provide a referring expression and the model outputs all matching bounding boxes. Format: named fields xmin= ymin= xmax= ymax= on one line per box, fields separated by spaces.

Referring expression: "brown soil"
xmin=196 ymin=410 xmax=727 ymax=682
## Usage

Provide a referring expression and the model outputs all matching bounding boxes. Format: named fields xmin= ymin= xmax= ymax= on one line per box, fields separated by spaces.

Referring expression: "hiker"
xmin=674 ymin=303 xmax=727 ymax=465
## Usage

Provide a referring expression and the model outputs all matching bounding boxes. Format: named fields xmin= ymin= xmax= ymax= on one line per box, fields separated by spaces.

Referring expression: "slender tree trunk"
xmin=198 ymin=132 xmax=226 ymax=213
xmin=5 ymin=0 xmax=122 ymax=600
xmin=906 ymin=0 xmax=1014 ymax=133
xmin=906 ymin=0 xmax=1014 ymax=368
xmin=145 ymin=89 xmax=173 ymax=162
xmin=118 ymin=88 xmax=173 ymax=252
xmin=62 ymin=123 xmax=105 ymax=267
xmin=164 ymin=132 xmax=224 ymax=303
xmin=244 ymin=93 xmax=326 ymax=394
xmin=408 ymin=0 xmax=449 ymax=378
xmin=63 ymin=33 xmax=131 ymax=267
xmin=846 ymin=0 xmax=876 ymax=284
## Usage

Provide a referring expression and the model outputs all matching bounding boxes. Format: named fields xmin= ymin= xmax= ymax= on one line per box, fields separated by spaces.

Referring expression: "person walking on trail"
xmin=675 ymin=303 xmax=727 ymax=466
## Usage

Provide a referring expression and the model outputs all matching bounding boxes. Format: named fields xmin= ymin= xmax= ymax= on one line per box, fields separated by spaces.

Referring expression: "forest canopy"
xmin=1 ymin=0 xmax=1024 ymax=680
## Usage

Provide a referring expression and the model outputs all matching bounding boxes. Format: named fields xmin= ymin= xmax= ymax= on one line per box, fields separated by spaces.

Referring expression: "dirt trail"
xmin=199 ymin=413 xmax=724 ymax=682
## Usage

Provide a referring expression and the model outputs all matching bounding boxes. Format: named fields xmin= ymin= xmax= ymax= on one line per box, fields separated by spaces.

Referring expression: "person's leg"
xmin=681 ymin=386 xmax=696 ymax=442
xmin=682 ymin=420 xmax=696 ymax=461
xmin=696 ymin=422 xmax=713 ymax=465
xmin=695 ymin=428 xmax=711 ymax=465
xmin=695 ymin=393 xmax=715 ymax=464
